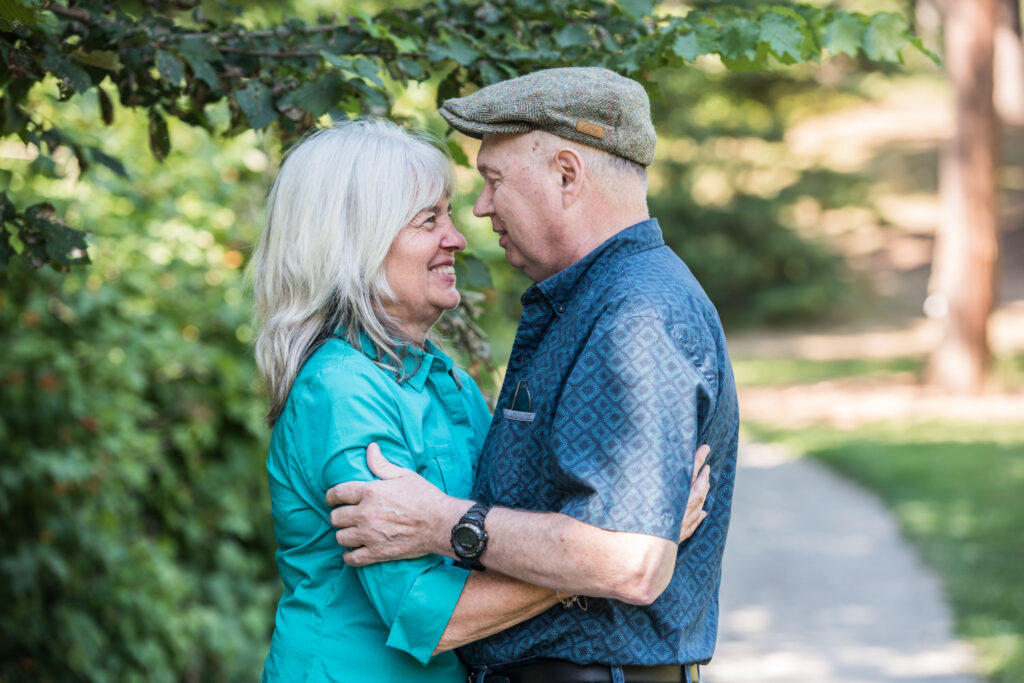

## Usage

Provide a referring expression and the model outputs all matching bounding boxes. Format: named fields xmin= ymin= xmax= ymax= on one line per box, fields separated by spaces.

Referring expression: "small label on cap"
xmin=576 ymin=120 xmax=606 ymax=139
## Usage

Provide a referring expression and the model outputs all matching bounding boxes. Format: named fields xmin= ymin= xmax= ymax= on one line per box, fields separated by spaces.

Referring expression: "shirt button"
xmin=557 ymin=305 xmax=566 ymax=313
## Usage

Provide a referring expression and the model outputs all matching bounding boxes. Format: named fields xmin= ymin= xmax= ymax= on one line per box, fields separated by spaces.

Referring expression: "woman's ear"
xmin=553 ymin=147 xmax=584 ymax=209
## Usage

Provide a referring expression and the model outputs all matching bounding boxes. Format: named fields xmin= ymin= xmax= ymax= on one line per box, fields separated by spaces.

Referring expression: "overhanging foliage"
xmin=2 ymin=0 xmax=935 ymax=270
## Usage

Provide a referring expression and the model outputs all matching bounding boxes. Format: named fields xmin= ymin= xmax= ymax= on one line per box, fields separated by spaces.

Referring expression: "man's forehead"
xmin=476 ymin=131 xmax=537 ymax=172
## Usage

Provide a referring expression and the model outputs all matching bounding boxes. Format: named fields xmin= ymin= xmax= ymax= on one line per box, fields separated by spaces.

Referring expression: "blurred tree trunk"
xmin=928 ymin=0 xmax=1000 ymax=392
xmin=994 ymin=0 xmax=1024 ymax=123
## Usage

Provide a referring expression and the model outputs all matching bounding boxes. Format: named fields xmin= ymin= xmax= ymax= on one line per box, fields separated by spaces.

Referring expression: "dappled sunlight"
xmin=785 ymin=82 xmax=953 ymax=173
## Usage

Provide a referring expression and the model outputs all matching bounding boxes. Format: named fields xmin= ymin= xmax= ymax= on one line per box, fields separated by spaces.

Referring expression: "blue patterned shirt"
xmin=458 ymin=219 xmax=739 ymax=668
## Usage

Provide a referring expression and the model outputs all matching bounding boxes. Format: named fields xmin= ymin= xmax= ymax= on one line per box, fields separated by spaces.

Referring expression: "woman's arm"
xmin=433 ymin=572 xmax=559 ymax=655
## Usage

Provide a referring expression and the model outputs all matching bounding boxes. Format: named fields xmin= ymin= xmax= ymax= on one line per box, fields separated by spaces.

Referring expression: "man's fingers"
xmin=692 ymin=444 xmax=710 ymax=483
xmin=334 ymin=527 xmax=366 ymax=549
xmin=366 ymin=442 xmax=412 ymax=480
xmin=342 ymin=546 xmax=373 ymax=567
xmin=325 ymin=481 xmax=365 ymax=507
xmin=330 ymin=504 xmax=362 ymax=529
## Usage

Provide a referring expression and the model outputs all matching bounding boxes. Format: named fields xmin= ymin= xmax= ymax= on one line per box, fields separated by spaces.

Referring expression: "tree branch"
xmin=43 ymin=2 xmax=92 ymax=23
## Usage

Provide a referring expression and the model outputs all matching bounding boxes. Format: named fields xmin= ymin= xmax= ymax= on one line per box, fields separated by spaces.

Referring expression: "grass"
xmin=743 ymin=418 xmax=1024 ymax=682
xmin=732 ymin=354 xmax=1024 ymax=390
xmin=731 ymin=356 xmax=923 ymax=386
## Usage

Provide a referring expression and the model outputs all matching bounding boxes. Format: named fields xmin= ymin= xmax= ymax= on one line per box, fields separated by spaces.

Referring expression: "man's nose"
xmin=472 ymin=185 xmax=492 ymax=218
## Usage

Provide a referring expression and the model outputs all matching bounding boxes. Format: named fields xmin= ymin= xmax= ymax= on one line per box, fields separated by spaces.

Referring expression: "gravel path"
xmin=702 ymin=442 xmax=980 ymax=683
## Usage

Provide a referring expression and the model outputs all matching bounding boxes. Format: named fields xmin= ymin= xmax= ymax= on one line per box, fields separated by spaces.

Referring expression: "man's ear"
xmin=553 ymin=147 xmax=584 ymax=209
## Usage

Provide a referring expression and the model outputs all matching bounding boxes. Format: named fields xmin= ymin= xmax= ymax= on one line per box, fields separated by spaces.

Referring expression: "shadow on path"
xmin=703 ymin=442 xmax=979 ymax=683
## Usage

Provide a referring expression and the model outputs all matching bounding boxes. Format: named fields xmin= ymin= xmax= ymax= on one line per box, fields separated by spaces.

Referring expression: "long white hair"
xmin=248 ymin=119 xmax=455 ymax=426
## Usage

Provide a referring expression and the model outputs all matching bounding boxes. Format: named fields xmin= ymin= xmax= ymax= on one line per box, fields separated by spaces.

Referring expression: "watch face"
xmin=453 ymin=525 xmax=480 ymax=552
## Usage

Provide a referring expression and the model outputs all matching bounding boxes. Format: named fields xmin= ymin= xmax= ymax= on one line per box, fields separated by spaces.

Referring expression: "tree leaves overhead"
xmin=1 ymin=0 xmax=936 ymax=273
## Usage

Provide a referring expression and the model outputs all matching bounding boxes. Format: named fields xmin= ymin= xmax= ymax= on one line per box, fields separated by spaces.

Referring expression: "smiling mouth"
xmin=430 ymin=265 xmax=455 ymax=275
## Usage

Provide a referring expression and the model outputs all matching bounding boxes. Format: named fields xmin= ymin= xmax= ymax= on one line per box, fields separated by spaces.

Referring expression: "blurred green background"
xmin=2 ymin=0 xmax=1022 ymax=681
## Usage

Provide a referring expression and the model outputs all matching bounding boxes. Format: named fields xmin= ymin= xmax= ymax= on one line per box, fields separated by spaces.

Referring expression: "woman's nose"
xmin=440 ymin=215 xmax=467 ymax=251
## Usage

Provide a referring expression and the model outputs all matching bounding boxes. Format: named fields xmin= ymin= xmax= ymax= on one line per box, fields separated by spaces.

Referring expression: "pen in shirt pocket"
xmin=502 ymin=379 xmax=535 ymax=422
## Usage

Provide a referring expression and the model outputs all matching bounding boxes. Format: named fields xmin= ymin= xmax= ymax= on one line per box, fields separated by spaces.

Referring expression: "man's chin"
xmin=503 ymin=251 xmax=527 ymax=273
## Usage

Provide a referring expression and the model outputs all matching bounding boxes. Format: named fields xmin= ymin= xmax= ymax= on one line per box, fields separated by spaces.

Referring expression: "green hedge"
xmin=0 ymin=95 xmax=279 ymax=681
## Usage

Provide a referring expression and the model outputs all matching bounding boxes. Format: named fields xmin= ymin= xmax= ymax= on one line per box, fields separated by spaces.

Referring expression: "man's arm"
xmin=328 ymin=443 xmax=710 ymax=606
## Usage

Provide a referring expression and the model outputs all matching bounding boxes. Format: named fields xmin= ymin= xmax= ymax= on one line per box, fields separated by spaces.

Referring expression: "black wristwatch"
xmin=450 ymin=502 xmax=490 ymax=571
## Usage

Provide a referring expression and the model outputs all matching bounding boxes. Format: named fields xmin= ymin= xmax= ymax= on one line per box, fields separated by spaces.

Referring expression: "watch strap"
xmin=451 ymin=502 xmax=490 ymax=570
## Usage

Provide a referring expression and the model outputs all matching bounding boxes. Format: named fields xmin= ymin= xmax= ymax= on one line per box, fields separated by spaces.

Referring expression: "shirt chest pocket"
xmin=419 ymin=445 xmax=473 ymax=498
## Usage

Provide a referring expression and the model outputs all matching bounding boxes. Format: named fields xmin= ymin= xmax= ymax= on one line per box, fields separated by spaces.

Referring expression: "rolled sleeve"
xmin=553 ymin=314 xmax=716 ymax=539
xmin=377 ymin=561 xmax=469 ymax=663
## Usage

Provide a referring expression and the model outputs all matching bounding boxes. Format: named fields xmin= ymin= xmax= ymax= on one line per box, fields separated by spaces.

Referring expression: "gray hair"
xmin=248 ymin=119 xmax=455 ymax=426
xmin=533 ymin=130 xmax=647 ymax=191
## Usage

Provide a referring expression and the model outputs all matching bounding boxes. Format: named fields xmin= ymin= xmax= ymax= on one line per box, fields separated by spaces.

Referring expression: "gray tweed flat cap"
xmin=439 ymin=67 xmax=656 ymax=167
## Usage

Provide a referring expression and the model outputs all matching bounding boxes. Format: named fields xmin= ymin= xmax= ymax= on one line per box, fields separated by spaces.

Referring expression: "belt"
xmin=472 ymin=659 xmax=696 ymax=683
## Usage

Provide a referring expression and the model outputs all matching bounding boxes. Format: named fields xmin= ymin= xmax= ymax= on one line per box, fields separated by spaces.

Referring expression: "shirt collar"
xmin=351 ymin=330 xmax=454 ymax=391
xmin=529 ymin=218 xmax=665 ymax=313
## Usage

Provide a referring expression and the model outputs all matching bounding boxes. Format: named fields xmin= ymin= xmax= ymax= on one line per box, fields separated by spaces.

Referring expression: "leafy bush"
xmin=0 ymin=93 xmax=278 ymax=681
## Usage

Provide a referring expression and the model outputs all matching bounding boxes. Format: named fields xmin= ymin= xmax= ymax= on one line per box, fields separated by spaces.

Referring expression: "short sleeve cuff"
xmin=562 ymin=500 xmax=680 ymax=541
xmin=385 ymin=562 xmax=470 ymax=664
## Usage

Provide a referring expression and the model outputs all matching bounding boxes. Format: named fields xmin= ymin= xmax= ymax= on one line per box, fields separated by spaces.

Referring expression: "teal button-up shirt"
xmin=262 ymin=334 xmax=492 ymax=682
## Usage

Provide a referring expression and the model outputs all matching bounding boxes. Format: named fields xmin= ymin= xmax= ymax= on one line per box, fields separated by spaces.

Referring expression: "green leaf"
xmin=178 ymin=38 xmax=222 ymax=86
xmin=446 ymin=139 xmax=470 ymax=167
xmin=672 ymin=31 xmax=700 ymax=61
xmin=87 ymin=146 xmax=129 ymax=178
xmin=477 ymin=61 xmax=503 ymax=85
xmin=24 ymin=204 xmax=89 ymax=266
xmin=719 ymin=17 xmax=760 ymax=62
xmin=555 ymin=24 xmax=592 ymax=49
xmin=759 ymin=11 xmax=805 ymax=64
xmin=155 ymin=50 xmax=185 ymax=85
xmin=0 ymin=0 xmax=42 ymax=29
xmin=148 ymin=110 xmax=170 ymax=162
xmin=29 ymin=154 xmax=59 ymax=178
xmin=72 ymin=50 xmax=122 ymax=71
xmin=351 ymin=57 xmax=385 ymax=88
xmin=183 ymin=55 xmax=218 ymax=88
xmin=0 ymin=228 xmax=11 ymax=266
xmin=41 ymin=54 xmax=93 ymax=94
xmin=397 ymin=58 xmax=423 ymax=80
xmin=721 ymin=42 xmax=771 ymax=72
xmin=286 ymin=73 xmax=347 ymax=118
xmin=823 ymin=11 xmax=866 ymax=58
xmin=617 ymin=0 xmax=654 ymax=21
xmin=863 ymin=12 xmax=908 ymax=63
xmin=387 ymin=32 xmax=419 ymax=54
xmin=235 ymin=81 xmax=277 ymax=129
xmin=432 ymin=32 xmax=481 ymax=66
xmin=353 ymin=8 xmax=386 ymax=39
xmin=455 ymin=253 xmax=492 ymax=289
xmin=672 ymin=20 xmax=720 ymax=62
xmin=320 ymin=51 xmax=349 ymax=69
xmin=436 ymin=68 xmax=461 ymax=107
xmin=910 ymin=36 xmax=942 ymax=66
xmin=43 ymin=221 xmax=90 ymax=266
xmin=178 ymin=36 xmax=222 ymax=63
xmin=97 ymin=87 xmax=114 ymax=125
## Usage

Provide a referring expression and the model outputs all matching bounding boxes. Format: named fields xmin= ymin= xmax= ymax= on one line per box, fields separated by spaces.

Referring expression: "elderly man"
xmin=328 ymin=67 xmax=738 ymax=683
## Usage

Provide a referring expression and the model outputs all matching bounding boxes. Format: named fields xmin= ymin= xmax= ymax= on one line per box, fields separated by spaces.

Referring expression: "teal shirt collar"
xmin=349 ymin=329 xmax=455 ymax=392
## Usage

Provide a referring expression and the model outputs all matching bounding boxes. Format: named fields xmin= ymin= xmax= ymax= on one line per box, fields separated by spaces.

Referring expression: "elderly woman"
xmin=249 ymin=120 xmax=707 ymax=682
